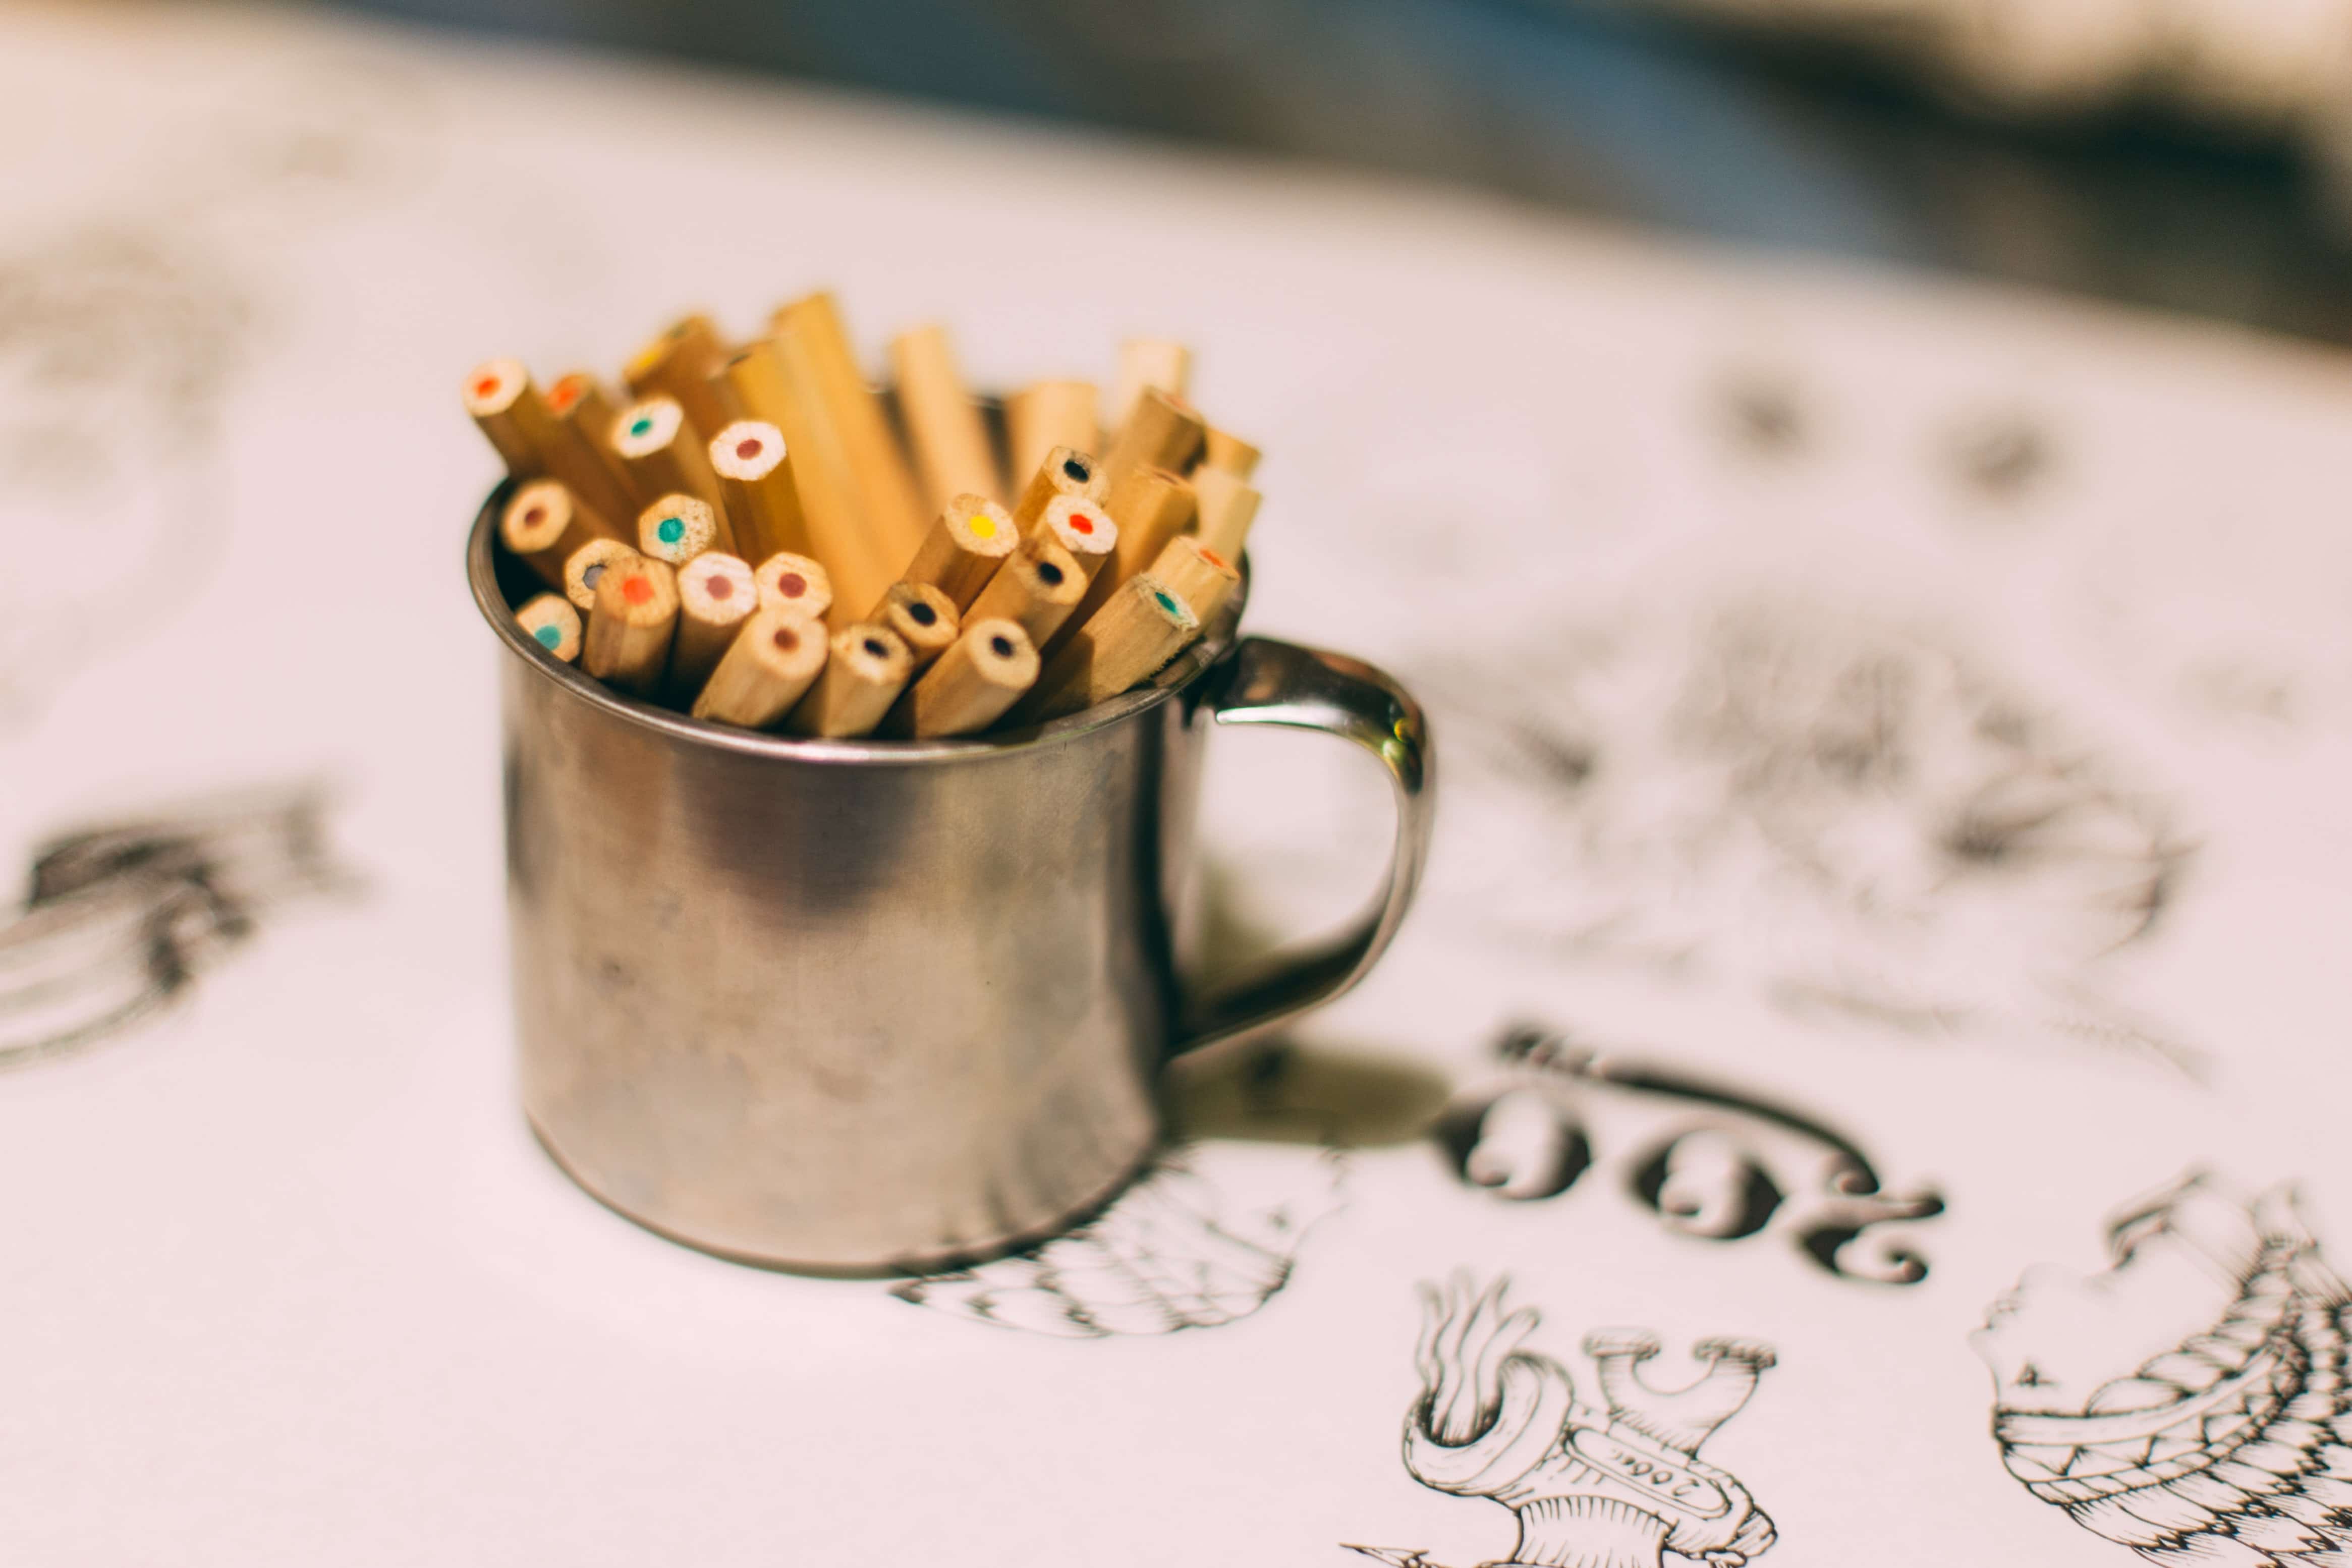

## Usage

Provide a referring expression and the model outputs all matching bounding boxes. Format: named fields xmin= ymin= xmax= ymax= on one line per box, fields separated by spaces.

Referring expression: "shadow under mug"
xmin=468 ymin=486 xmax=1435 ymax=1274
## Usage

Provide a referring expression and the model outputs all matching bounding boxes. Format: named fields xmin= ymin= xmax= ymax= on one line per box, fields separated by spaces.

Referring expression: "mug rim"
xmin=466 ymin=482 xmax=1250 ymax=765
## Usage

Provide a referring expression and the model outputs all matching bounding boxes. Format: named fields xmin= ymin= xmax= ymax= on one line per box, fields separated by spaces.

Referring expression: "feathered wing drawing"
xmin=1353 ymin=1274 xmax=1777 ymax=1568
xmin=892 ymin=1153 xmax=1341 ymax=1337
xmin=1975 ymin=1172 xmax=2352 ymax=1563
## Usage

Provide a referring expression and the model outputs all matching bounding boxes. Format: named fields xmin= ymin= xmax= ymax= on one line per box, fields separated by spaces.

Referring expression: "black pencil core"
xmin=1036 ymin=562 xmax=1065 ymax=587
xmin=989 ymin=635 xmax=1014 ymax=658
xmin=863 ymin=638 xmax=887 ymax=659
xmin=908 ymin=601 xmax=938 ymax=627
xmin=1061 ymin=457 xmax=1089 ymax=482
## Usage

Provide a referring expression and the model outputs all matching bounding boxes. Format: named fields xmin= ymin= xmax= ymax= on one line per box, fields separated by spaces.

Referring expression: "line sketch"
xmin=892 ymin=1150 xmax=1342 ymax=1338
xmin=1974 ymin=1171 xmax=2352 ymax=1563
xmin=1429 ymin=593 xmax=2195 ymax=1072
xmin=0 ymin=49 xmax=435 ymax=730
xmin=0 ymin=786 xmax=353 ymax=1067
xmin=1436 ymin=1024 xmax=1945 ymax=1285
xmin=1349 ymin=1272 xmax=1778 ymax=1568
xmin=0 ymin=227 xmax=248 ymax=727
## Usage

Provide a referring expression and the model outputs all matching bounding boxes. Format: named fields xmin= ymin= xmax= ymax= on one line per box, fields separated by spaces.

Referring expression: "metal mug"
xmin=468 ymin=487 xmax=1435 ymax=1274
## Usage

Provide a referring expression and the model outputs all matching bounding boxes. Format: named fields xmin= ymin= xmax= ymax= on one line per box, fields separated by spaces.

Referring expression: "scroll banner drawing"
xmin=1976 ymin=1172 xmax=2352 ymax=1564
xmin=0 ymin=787 xmax=350 ymax=1067
xmin=1437 ymin=1024 xmax=1946 ymax=1285
xmin=1349 ymin=1273 xmax=1778 ymax=1568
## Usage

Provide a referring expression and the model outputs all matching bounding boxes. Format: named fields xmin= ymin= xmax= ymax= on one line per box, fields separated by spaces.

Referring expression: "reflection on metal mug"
xmin=468 ymin=487 xmax=1435 ymax=1274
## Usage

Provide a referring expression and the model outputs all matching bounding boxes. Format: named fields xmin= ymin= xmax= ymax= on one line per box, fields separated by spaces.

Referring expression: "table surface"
xmin=8 ymin=5 xmax=2352 ymax=1563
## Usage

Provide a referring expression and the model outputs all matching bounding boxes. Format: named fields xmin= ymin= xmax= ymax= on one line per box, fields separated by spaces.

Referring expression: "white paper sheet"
xmin=7 ymin=6 xmax=2352 ymax=1563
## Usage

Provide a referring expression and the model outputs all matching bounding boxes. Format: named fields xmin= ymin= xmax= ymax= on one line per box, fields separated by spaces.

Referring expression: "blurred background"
xmin=339 ymin=0 xmax=2352 ymax=343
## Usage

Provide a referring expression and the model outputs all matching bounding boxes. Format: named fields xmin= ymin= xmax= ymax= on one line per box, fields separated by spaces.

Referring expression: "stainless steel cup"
xmin=468 ymin=488 xmax=1434 ymax=1274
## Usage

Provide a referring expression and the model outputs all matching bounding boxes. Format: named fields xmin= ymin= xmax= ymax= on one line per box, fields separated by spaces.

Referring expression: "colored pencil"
xmin=753 ymin=551 xmax=834 ymax=621
xmin=1192 ymin=466 xmax=1261 ymax=561
xmin=1101 ymin=385 xmax=1204 ymax=489
xmin=894 ymin=494 xmax=1019 ymax=611
xmin=499 ymin=479 xmax=622 ymax=590
xmin=1201 ymin=426 xmax=1260 ymax=480
xmin=563 ymin=538 xmax=641 ymax=615
xmin=610 ymin=395 xmax=725 ymax=517
xmin=623 ymin=313 xmax=734 ymax=441
xmin=582 ymin=556 xmax=680 ymax=696
xmin=1147 ymin=534 xmax=1241 ymax=626
xmin=1005 ymin=380 xmax=1099 ymax=490
xmin=888 ymin=619 xmax=1038 ymax=738
xmin=772 ymin=292 xmax=928 ymax=579
xmin=708 ymin=419 xmax=809 ymax=563
xmin=692 ymin=605 xmax=830 ymax=729
xmin=1033 ymin=492 xmax=1119 ymax=581
xmin=515 ymin=593 xmax=583 ymax=663
xmin=875 ymin=581 xmax=961 ymax=672
xmin=1010 ymin=445 xmax=1107 ymax=535
xmin=667 ymin=551 xmax=758 ymax=698
xmin=964 ymin=532 xmax=1088 ymax=648
xmin=1055 ymin=464 xmax=1196 ymax=656
xmin=636 ymin=493 xmax=729 ymax=567
xmin=1016 ymin=572 xmax=1200 ymax=723
xmin=890 ymin=322 xmax=1001 ymax=510
xmin=785 ymin=623 xmax=914 ymax=738
xmin=1109 ymin=339 xmax=1190 ymax=435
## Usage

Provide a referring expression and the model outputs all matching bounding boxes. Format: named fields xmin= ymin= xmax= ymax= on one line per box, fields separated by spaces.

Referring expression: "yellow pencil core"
xmin=967 ymin=514 xmax=996 ymax=540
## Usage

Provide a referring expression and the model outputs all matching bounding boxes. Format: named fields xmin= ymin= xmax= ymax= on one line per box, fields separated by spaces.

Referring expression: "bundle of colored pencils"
xmin=465 ymin=294 xmax=1259 ymax=738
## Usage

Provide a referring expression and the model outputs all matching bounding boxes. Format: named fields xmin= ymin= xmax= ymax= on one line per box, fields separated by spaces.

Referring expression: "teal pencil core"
xmin=533 ymin=624 xmax=563 ymax=649
xmin=629 ymin=417 xmax=653 ymax=438
xmin=1153 ymin=591 xmax=1179 ymax=615
xmin=657 ymin=516 xmax=685 ymax=545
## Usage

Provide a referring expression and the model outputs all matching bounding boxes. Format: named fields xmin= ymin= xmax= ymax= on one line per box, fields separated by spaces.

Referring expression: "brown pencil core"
xmin=989 ymin=635 xmax=1014 ymax=658
xmin=735 ymin=437 xmax=762 ymax=460
xmin=706 ymin=576 xmax=734 ymax=600
xmin=908 ymin=602 xmax=938 ymax=626
xmin=773 ymin=628 xmax=800 ymax=653
xmin=1036 ymin=562 xmax=1065 ymax=586
xmin=523 ymin=506 xmax=546 ymax=525
xmin=777 ymin=573 xmax=807 ymax=598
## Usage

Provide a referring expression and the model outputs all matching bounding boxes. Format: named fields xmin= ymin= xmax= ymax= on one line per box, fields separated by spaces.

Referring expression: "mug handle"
xmin=1170 ymin=636 xmax=1436 ymax=1056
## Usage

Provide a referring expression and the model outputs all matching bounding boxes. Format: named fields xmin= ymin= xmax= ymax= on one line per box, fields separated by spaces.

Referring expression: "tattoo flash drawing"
xmin=1433 ymin=596 xmax=2192 ymax=1070
xmin=1351 ymin=1273 xmax=1777 ymax=1568
xmin=1437 ymin=1025 xmax=1945 ymax=1285
xmin=1975 ymin=1172 xmax=2352 ymax=1563
xmin=0 ymin=787 xmax=350 ymax=1066
xmin=892 ymin=1152 xmax=1340 ymax=1338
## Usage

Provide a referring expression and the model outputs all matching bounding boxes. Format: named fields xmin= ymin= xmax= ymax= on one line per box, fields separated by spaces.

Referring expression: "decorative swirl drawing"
xmin=1436 ymin=1024 xmax=1946 ymax=1285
